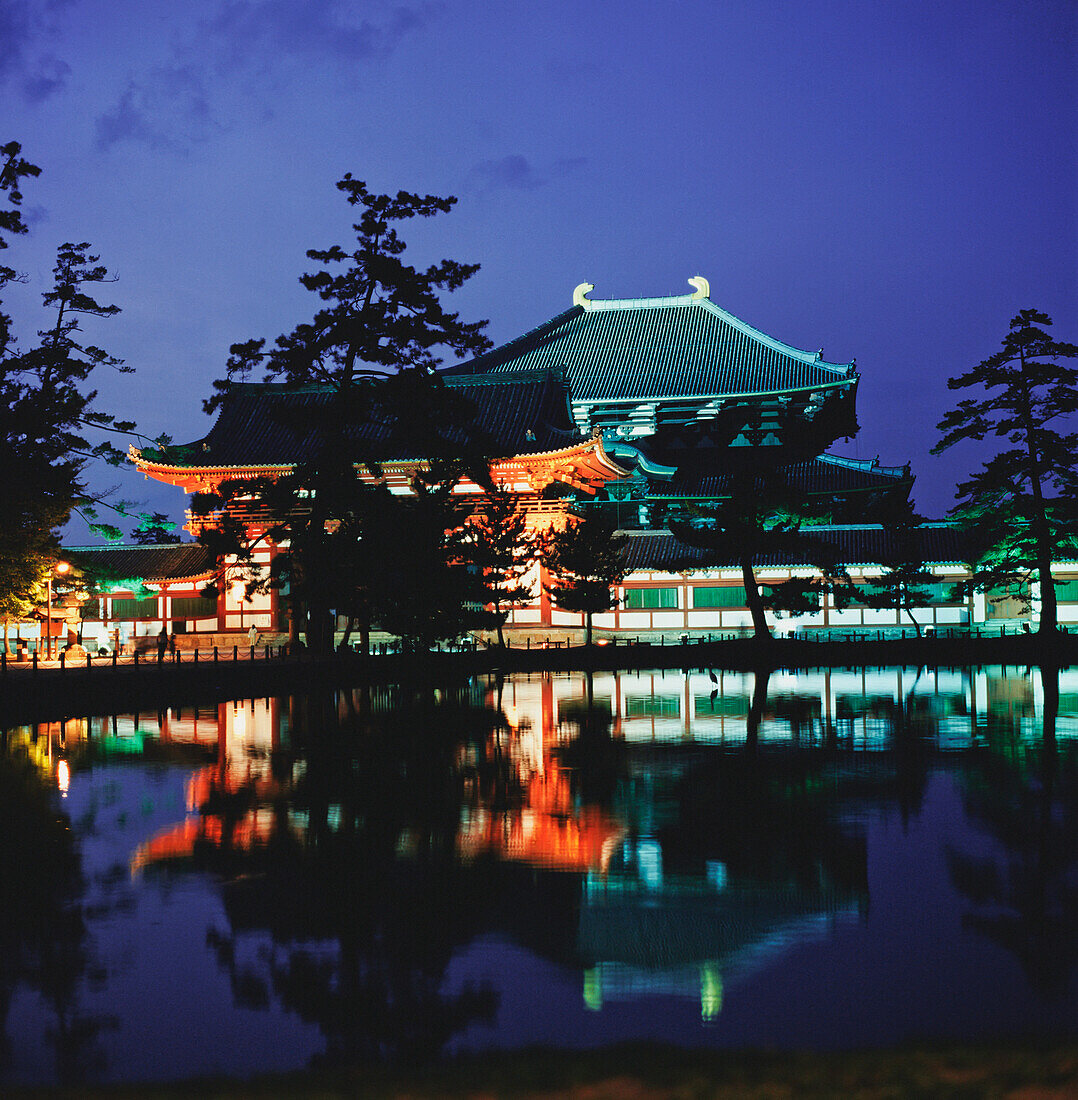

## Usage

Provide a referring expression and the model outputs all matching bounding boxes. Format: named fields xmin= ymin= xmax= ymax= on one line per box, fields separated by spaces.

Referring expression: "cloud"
xmin=22 ymin=54 xmax=70 ymax=102
xmin=0 ymin=0 xmax=71 ymax=102
xmin=93 ymin=1 xmax=437 ymax=153
xmin=21 ymin=204 xmax=48 ymax=229
xmin=94 ymin=66 xmax=216 ymax=153
xmin=206 ymin=0 xmax=436 ymax=68
xmin=473 ymin=155 xmax=546 ymax=192
xmin=0 ymin=1 xmax=34 ymax=82
xmin=470 ymin=154 xmax=588 ymax=195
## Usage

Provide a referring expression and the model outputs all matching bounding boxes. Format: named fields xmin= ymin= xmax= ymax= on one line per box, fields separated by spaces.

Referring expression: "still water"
xmin=2 ymin=666 xmax=1077 ymax=1086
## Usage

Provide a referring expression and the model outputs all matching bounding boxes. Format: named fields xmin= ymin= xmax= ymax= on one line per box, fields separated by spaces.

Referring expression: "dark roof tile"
xmin=450 ymin=296 xmax=855 ymax=402
xmin=64 ymin=544 xmax=216 ymax=583
xmin=153 ymin=369 xmax=578 ymax=468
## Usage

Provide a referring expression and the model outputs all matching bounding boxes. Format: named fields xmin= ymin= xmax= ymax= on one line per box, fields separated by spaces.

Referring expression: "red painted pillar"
xmin=538 ymin=560 xmax=553 ymax=627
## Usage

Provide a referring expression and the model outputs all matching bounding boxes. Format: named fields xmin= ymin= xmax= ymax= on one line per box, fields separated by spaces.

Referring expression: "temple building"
xmin=81 ymin=279 xmax=1073 ymax=642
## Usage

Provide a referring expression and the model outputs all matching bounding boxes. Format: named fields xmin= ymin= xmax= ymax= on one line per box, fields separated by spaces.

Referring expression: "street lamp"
xmin=46 ymin=561 xmax=70 ymax=661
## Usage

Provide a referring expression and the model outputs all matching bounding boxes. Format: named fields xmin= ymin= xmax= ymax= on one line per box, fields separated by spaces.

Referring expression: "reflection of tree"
xmin=948 ymin=666 xmax=1078 ymax=996
xmin=659 ymin=751 xmax=867 ymax=898
xmin=746 ymin=666 xmax=770 ymax=752
xmin=0 ymin=735 xmax=115 ymax=1083
xmin=555 ymin=672 xmax=624 ymax=809
xmin=192 ymin=692 xmax=499 ymax=1066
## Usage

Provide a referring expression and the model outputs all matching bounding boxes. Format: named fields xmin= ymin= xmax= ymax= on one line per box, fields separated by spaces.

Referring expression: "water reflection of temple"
xmin=455 ymin=675 xmax=869 ymax=1018
xmin=6 ymin=701 xmax=293 ymax=873
xmin=485 ymin=667 xmax=1078 ymax=749
xmin=21 ymin=665 xmax=1077 ymax=1032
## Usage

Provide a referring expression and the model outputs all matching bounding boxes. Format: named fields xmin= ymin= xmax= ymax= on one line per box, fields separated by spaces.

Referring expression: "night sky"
xmin=3 ymin=0 xmax=1075 ymax=538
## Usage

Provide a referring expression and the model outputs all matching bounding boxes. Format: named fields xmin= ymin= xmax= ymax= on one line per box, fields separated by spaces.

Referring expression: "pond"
xmin=2 ymin=665 xmax=1077 ymax=1087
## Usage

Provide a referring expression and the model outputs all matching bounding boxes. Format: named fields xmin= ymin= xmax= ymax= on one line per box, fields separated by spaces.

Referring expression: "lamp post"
xmin=46 ymin=561 xmax=70 ymax=661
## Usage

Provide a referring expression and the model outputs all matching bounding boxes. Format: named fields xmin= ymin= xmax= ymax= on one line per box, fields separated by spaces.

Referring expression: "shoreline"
xmin=4 ymin=1041 xmax=1078 ymax=1097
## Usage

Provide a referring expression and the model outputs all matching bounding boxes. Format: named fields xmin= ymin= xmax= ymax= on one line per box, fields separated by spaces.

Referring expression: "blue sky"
xmin=3 ymin=0 xmax=1075 ymax=534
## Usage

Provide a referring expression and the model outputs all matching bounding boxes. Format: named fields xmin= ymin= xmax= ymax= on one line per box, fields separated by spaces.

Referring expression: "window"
xmin=623 ymin=587 xmax=678 ymax=609
xmin=986 ymin=583 xmax=1029 ymax=619
xmin=171 ymin=596 xmax=218 ymax=619
xmin=692 ymin=585 xmax=747 ymax=608
xmin=111 ymin=596 xmax=158 ymax=619
xmin=850 ymin=581 xmax=963 ymax=606
xmin=1053 ymin=579 xmax=1078 ymax=603
xmin=923 ymin=582 xmax=964 ymax=605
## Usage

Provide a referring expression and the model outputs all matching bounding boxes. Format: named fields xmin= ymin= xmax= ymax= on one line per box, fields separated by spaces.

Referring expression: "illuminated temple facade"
xmin=64 ymin=279 xmax=1070 ymax=644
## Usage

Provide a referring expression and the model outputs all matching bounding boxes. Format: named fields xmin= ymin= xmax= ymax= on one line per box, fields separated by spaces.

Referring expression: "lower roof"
xmin=142 ymin=369 xmax=578 ymax=470
xmin=647 ymin=454 xmax=913 ymax=500
xmin=64 ymin=544 xmax=216 ymax=584
xmin=621 ymin=526 xmax=969 ymax=571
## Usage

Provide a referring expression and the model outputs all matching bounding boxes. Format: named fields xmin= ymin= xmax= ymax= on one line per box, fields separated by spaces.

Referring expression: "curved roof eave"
xmin=690 ymin=296 xmax=852 ymax=376
xmin=576 ymin=374 xmax=858 ymax=407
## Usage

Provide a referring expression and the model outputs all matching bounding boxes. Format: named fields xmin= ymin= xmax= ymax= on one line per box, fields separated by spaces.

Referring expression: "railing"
xmin=0 ymin=621 xmax=1058 ymax=675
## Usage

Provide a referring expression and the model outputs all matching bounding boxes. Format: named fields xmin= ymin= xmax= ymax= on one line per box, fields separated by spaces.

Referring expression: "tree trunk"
xmin=585 ymin=611 xmax=593 ymax=647
xmin=1037 ymin=546 xmax=1058 ymax=634
xmin=303 ymin=600 xmax=333 ymax=654
xmin=741 ymin=559 xmax=771 ymax=639
xmin=902 ymin=600 xmax=923 ymax=637
xmin=1014 ymin=349 xmax=1058 ymax=635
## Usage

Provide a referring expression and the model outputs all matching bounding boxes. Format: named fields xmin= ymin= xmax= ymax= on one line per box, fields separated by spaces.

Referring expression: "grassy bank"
xmin=5 ymin=1042 xmax=1078 ymax=1098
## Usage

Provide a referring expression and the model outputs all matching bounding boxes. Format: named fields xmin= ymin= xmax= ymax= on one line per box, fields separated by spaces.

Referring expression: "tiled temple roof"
xmin=622 ymin=526 xmax=970 ymax=571
xmin=64 ymin=544 xmax=216 ymax=582
xmin=648 ymin=454 xmax=913 ymax=500
xmin=447 ymin=287 xmax=856 ymax=403
xmin=145 ymin=369 xmax=578 ymax=468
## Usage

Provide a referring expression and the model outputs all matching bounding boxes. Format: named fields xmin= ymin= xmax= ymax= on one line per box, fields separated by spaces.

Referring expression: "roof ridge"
xmin=817 ymin=453 xmax=911 ymax=478
xmin=576 ymin=289 xmax=854 ymax=374
xmin=441 ymin=365 xmax=566 ymax=387
xmin=66 ymin=543 xmax=201 ymax=550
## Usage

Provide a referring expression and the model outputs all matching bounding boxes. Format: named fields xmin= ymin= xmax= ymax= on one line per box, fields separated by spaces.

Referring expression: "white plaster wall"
xmin=651 ymin=612 xmax=683 ymax=628
xmin=618 ymin=612 xmax=651 ymax=629
xmin=687 ymin=612 xmax=722 ymax=629
xmin=935 ymin=608 xmax=966 ymax=623
xmin=226 ymin=613 xmax=272 ymax=629
xmin=862 ymin=609 xmax=898 ymax=625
